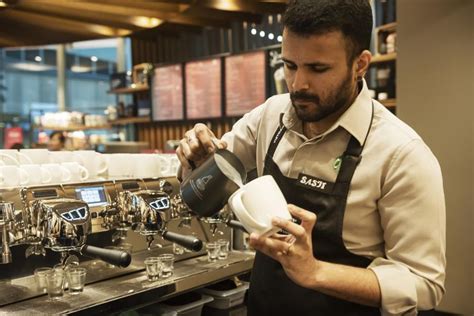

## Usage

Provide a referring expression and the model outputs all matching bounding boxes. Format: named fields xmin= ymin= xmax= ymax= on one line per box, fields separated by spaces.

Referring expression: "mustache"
xmin=290 ymin=91 xmax=319 ymax=103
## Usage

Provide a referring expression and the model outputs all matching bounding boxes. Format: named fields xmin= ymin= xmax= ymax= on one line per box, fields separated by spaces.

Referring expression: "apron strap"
xmin=333 ymin=102 xmax=374 ymax=196
xmin=266 ymin=113 xmax=288 ymax=160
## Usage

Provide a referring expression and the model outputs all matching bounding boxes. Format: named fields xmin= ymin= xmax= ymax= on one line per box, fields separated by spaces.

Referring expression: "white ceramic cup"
xmin=130 ymin=154 xmax=162 ymax=178
xmin=41 ymin=163 xmax=72 ymax=183
xmin=61 ymin=162 xmax=90 ymax=182
xmin=73 ymin=151 xmax=108 ymax=177
xmin=0 ymin=150 xmax=33 ymax=165
xmin=105 ymin=154 xmax=133 ymax=178
xmin=20 ymin=164 xmax=53 ymax=185
xmin=19 ymin=149 xmax=50 ymax=164
xmin=0 ymin=165 xmax=30 ymax=187
xmin=228 ymin=175 xmax=292 ymax=237
xmin=155 ymin=154 xmax=175 ymax=177
xmin=49 ymin=151 xmax=75 ymax=164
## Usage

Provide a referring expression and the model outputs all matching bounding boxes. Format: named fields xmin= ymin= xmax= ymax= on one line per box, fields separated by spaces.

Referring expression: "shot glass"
xmin=206 ymin=242 xmax=219 ymax=262
xmin=46 ymin=270 xmax=65 ymax=300
xmin=158 ymin=254 xmax=175 ymax=278
xmin=217 ymin=239 xmax=230 ymax=260
xmin=34 ymin=267 xmax=52 ymax=293
xmin=173 ymin=243 xmax=185 ymax=255
xmin=66 ymin=267 xmax=87 ymax=295
xmin=144 ymin=257 xmax=162 ymax=281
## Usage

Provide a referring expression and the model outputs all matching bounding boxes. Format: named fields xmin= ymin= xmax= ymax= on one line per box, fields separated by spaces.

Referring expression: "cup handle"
xmin=19 ymin=168 xmax=30 ymax=185
xmin=41 ymin=167 xmax=53 ymax=184
xmin=78 ymin=165 xmax=90 ymax=180
xmin=60 ymin=167 xmax=72 ymax=182
xmin=17 ymin=152 xmax=34 ymax=164
xmin=0 ymin=153 xmax=19 ymax=165
xmin=229 ymin=189 xmax=267 ymax=232
xmin=97 ymin=154 xmax=108 ymax=175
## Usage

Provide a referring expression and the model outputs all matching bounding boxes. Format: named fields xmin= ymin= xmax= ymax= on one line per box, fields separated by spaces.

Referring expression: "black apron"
xmin=248 ymin=106 xmax=380 ymax=316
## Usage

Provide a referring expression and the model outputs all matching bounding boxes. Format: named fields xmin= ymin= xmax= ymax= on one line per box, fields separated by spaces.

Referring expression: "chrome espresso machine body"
xmin=0 ymin=176 xmax=248 ymax=313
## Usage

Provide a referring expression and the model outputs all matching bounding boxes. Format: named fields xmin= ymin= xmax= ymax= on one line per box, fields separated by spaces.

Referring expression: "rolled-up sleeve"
xmin=369 ymin=139 xmax=446 ymax=315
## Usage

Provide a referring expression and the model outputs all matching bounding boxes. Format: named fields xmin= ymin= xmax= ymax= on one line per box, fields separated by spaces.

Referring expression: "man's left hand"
xmin=249 ymin=204 xmax=320 ymax=289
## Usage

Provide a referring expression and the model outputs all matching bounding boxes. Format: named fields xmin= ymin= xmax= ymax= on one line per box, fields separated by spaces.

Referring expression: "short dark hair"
xmin=50 ymin=131 xmax=66 ymax=144
xmin=282 ymin=0 xmax=373 ymax=62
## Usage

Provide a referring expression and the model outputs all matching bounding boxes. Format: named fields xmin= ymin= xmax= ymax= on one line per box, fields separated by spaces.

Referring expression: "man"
xmin=177 ymin=0 xmax=446 ymax=315
xmin=47 ymin=130 xmax=66 ymax=151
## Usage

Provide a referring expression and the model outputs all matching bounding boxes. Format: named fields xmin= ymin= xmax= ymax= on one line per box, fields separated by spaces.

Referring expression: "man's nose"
xmin=291 ymin=70 xmax=310 ymax=91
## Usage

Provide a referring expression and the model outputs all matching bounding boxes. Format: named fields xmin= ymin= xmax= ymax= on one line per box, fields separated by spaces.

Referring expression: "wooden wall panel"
xmin=137 ymin=118 xmax=237 ymax=152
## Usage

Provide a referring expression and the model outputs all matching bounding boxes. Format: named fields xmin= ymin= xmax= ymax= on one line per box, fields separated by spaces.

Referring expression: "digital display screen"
xmin=75 ymin=186 xmax=108 ymax=207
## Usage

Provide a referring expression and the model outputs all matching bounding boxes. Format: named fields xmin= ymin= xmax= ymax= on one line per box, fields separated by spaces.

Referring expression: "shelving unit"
xmin=108 ymin=85 xmax=149 ymax=94
xmin=34 ymin=124 xmax=112 ymax=131
xmin=109 ymin=116 xmax=150 ymax=125
xmin=371 ymin=52 xmax=397 ymax=64
xmin=379 ymin=98 xmax=396 ymax=109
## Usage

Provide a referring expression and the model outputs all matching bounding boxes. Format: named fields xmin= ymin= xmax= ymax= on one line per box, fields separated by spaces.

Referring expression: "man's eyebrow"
xmin=281 ymin=57 xmax=330 ymax=67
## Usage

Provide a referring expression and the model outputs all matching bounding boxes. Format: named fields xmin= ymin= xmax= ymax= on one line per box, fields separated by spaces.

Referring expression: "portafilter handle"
xmin=80 ymin=245 xmax=131 ymax=268
xmin=161 ymin=231 xmax=203 ymax=252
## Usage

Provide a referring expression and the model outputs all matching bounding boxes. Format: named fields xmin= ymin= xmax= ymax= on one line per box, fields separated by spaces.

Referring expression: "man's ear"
xmin=355 ymin=50 xmax=372 ymax=79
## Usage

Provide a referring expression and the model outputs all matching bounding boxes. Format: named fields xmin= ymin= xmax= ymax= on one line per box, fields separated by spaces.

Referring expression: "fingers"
xmin=272 ymin=216 xmax=306 ymax=240
xmin=270 ymin=205 xmax=317 ymax=244
xmin=249 ymin=233 xmax=291 ymax=259
xmin=287 ymin=204 xmax=317 ymax=234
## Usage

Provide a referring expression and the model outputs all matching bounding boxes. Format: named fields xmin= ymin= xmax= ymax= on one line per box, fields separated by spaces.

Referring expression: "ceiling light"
xmin=132 ymin=16 xmax=163 ymax=28
xmin=268 ymin=33 xmax=274 ymax=40
xmin=34 ymin=56 xmax=42 ymax=62
xmin=250 ymin=28 xmax=257 ymax=35
xmin=277 ymin=35 xmax=283 ymax=42
xmin=90 ymin=56 xmax=98 ymax=62
xmin=259 ymin=31 xmax=265 ymax=38
xmin=0 ymin=1 xmax=7 ymax=7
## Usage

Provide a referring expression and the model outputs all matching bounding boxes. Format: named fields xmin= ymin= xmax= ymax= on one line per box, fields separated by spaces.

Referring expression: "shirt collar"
xmin=281 ymin=79 xmax=373 ymax=145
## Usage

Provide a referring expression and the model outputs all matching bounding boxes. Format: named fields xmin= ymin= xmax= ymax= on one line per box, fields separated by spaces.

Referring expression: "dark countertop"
xmin=0 ymin=250 xmax=254 ymax=315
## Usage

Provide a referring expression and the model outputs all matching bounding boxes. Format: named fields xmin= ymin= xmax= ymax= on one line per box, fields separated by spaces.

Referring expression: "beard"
xmin=290 ymin=71 xmax=355 ymax=122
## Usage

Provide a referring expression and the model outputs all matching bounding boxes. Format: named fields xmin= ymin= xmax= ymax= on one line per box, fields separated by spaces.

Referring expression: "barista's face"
xmin=282 ymin=28 xmax=362 ymax=122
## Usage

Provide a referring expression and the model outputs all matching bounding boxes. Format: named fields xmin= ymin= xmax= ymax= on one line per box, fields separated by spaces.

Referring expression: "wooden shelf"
xmin=34 ymin=125 xmax=111 ymax=131
xmin=379 ymin=98 xmax=396 ymax=109
xmin=108 ymin=85 xmax=149 ymax=94
xmin=375 ymin=22 xmax=397 ymax=32
xmin=371 ymin=52 xmax=397 ymax=64
xmin=109 ymin=116 xmax=151 ymax=125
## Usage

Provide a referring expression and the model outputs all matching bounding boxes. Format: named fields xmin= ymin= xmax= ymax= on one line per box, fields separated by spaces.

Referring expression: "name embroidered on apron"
xmin=296 ymin=173 xmax=334 ymax=193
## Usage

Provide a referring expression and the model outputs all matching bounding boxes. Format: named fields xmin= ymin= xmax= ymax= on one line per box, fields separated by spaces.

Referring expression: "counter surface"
xmin=0 ymin=250 xmax=254 ymax=315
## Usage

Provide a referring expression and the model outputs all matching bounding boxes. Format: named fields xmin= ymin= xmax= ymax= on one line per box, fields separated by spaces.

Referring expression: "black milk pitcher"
xmin=180 ymin=149 xmax=246 ymax=217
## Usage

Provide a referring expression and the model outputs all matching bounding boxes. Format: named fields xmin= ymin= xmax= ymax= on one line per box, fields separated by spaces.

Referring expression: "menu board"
xmin=185 ymin=58 xmax=222 ymax=119
xmin=152 ymin=64 xmax=184 ymax=121
xmin=225 ymin=51 xmax=266 ymax=116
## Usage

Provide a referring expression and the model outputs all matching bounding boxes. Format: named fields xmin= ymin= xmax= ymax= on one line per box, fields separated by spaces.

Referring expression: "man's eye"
xmin=284 ymin=63 xmax=297 ymax=70
xmin=311 ymin=67 xmax=329 ymax=73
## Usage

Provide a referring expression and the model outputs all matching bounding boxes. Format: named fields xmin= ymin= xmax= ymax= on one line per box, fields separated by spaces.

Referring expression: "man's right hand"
xmin=176 ymin=123 xmax=227 ymax=180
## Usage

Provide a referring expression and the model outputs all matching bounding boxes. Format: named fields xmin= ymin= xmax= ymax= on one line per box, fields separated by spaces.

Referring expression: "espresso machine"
xmin=0 ymin=175 xmax=252 ymax=314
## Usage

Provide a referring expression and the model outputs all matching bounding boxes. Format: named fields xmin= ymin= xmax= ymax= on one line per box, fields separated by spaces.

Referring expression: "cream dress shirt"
xmin=221 ymin=80 xmax=446 ymax=315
